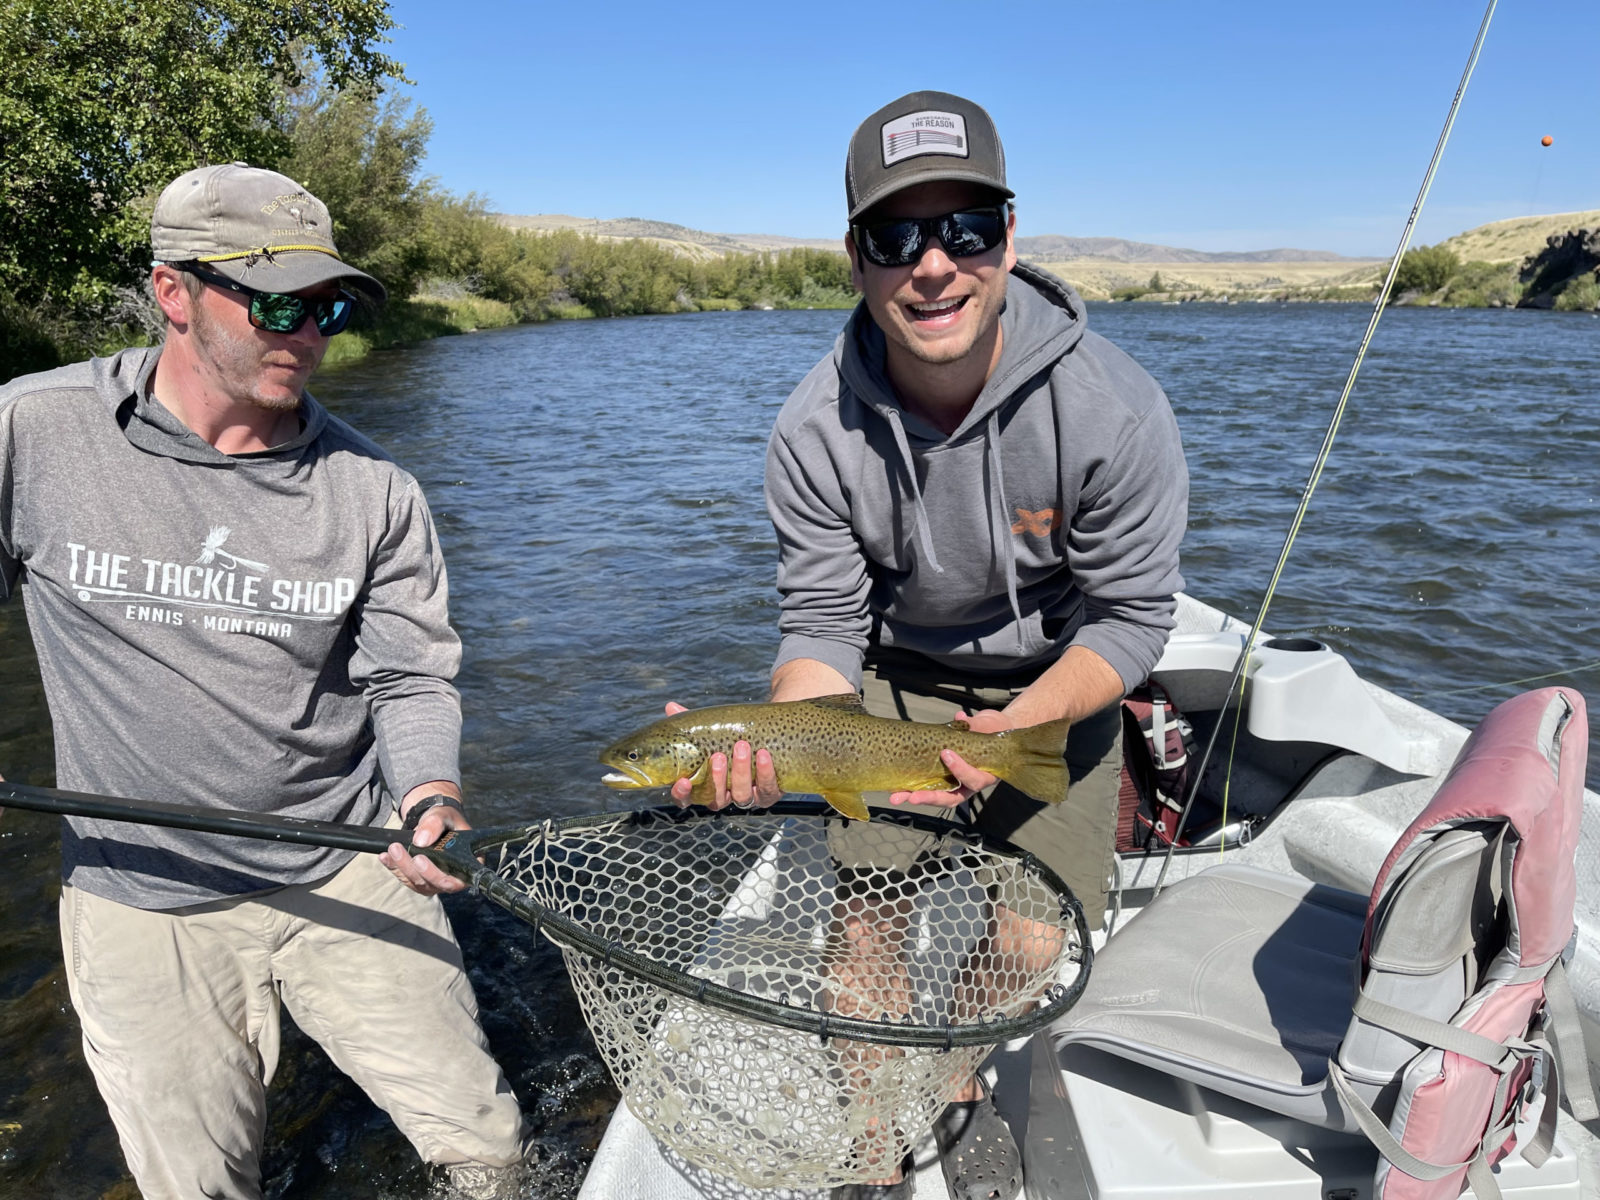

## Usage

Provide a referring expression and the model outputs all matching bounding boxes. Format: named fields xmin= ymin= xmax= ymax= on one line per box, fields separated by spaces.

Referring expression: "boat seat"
xmin=1050 ymin=687 xmax=1596 ymax=1198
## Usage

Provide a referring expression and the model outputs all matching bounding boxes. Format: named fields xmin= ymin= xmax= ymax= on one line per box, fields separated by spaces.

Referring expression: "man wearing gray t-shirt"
xmin=0 ymin=165 xmax=525 ymax=1200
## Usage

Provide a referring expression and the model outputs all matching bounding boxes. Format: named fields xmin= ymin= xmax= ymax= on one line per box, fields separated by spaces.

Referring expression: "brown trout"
xmin=597 ymin=693 xmax=1072 ymax=821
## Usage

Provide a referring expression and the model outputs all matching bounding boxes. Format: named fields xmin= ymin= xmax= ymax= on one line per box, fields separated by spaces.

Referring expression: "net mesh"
xmin=477 ymin=805 xmax=1087 ymax=1187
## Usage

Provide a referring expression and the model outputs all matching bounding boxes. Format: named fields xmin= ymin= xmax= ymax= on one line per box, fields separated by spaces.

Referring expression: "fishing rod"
xmin=1151 ymin=0 xmax=1500 ymax=899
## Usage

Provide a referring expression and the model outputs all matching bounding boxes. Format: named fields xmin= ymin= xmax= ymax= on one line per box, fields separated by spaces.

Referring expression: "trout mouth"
xmin=599 ymin=762 xmax=652 ymax=788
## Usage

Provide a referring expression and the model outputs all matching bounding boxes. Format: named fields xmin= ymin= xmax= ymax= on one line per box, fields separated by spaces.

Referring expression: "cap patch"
xmin=880 ymin=110 xmax=968 ymax=167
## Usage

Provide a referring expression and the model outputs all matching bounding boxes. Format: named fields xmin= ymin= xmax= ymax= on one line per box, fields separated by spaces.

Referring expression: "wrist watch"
xmin=401 ymin=792 xmax=465 ymax=830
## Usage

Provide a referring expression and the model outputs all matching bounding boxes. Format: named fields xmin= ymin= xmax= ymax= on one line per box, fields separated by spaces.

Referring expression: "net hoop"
xmin=454 ymin=800 xmax=1093 ymax=1047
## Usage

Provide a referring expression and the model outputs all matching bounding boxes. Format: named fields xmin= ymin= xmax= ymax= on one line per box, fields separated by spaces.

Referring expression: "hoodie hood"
xmin=834 ymin=264 xmax=1091 ymax=639
xmin=92 ymin=345 xmax=331 ymax=466
xmin=836 ymin=261 xmax=1088 ymax=439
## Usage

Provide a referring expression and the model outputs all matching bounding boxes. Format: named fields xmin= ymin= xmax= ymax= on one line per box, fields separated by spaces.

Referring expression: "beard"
xmin=188 ymin=300 xmax=319 ymax=411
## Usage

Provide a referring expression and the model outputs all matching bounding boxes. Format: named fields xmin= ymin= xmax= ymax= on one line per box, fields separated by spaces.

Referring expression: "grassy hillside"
xmin=489 ymin=209 xmax=1600 ymax=308
xmin=496 ymin=214 xmax=840 ymax=260
xmin=1039 ymin=210 xmax=1600 ymax=305
xmin=1012 ymin=234 xmax=1361 ymax=264
xmin=494 ymin=212 xmax=1387 ymax=302
xmin=1026 ymin=258 xmax=1381 ymax=302
xmin=1439 ymin=210 xmax=1600 ymax=264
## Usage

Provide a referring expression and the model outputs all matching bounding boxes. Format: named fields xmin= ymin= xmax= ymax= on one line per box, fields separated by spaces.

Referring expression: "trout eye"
xmin=627 ymin=750 xmax=640 ymax=761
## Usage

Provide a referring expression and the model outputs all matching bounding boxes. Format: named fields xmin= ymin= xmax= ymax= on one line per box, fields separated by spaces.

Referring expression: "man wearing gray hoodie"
xmin=0 ymin=165 xmax=525 ymax=1199
xmin=676 ymin=93 xmax=1188 ymax=1199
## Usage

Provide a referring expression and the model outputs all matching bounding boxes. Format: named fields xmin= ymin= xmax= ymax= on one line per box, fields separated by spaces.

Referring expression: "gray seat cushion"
xmin=1053 ymin=864 xmax=1367 ymax=1125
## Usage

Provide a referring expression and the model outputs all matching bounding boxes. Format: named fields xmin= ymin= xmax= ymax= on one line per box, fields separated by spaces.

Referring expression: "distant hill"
xmin=495 ymin=214 xmax=839 ymax=259
xmin=1011 ymin=235 xmax=1361 ymax=264
xmin=492 ymin=212 xmax=1362 ymax=265
xmin=490 ymin=209 xmax=1598 ymax=305
xmin=1438 ymin=210 xmax=1600 ymax=264
xmin=489 ymin=212 xmax=1382 ymax=301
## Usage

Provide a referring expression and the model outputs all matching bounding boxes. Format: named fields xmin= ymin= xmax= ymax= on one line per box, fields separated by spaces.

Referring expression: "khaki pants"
xmin=60 ymin=841 xmax=525 ymax=1200
xmin=837 ymin=652 xmax=1123 ymax=927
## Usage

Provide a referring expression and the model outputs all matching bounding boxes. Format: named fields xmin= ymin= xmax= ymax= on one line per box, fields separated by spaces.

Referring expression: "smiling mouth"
xmin=905 ymin=297 xmax=967 ymax=322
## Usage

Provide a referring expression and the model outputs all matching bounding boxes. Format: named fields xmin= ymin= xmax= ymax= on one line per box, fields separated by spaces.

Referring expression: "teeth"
xmin=909 ymin=299 xmax=962 ymax=315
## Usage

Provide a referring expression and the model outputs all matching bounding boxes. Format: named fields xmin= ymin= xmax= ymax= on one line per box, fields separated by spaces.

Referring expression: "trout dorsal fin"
xmin=802 ymin=693 xmax=867 ymax=711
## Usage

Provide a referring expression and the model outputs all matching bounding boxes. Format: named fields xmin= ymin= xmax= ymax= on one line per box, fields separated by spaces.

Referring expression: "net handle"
xmin=0 ymin=779 xmax=425 ymax=856
xmin=0 ymin=783 xmax=1094 ymax=1047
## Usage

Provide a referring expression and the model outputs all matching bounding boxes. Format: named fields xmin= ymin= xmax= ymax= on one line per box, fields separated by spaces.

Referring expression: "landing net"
xmin=469 ymin=802 xmax=1090 ymax=1187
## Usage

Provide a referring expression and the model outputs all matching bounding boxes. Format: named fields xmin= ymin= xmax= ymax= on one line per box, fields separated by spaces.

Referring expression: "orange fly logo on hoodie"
xmin=1011 ymin=507 xmax=1061 ymax=537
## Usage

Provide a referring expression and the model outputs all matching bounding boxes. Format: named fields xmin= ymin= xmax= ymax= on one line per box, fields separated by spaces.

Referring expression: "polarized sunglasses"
xmin=851 ymin=206 xmax=1009 ymax=268
xmin=180 ymin=264 xmax=355 ymax=337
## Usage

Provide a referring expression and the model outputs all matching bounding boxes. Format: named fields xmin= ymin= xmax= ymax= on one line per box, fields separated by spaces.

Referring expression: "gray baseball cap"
xmin=151 ymin=163 xmax=386 ymax=302
xmin=845 ymin=91 xmax=1013 ymax=222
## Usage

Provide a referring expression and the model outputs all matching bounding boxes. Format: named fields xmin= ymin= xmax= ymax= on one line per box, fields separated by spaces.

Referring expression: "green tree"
xmin=0 ymin=0 xmax=405 ymax=307
xmin=278 ymin=87 xmax=435 ymax=302
xmin=415 ymin=199 xmax=560 ymax=316
xmin=1391 ymin=244 xmax=1460 ymax=297
xmin=1149 ymin=271 xmax=1164 ymax=292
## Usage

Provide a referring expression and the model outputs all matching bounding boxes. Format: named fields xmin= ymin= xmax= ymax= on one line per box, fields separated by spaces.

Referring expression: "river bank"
xmin=320 ymin=278 xmax=1600 ymax=373
xmin=320 ymin=288 xmax=857 ymax=369
xmin=0 ymin=231 xmax=860 ymax=383
xmin=1035 ymin=209 xmax=1600 ymax=310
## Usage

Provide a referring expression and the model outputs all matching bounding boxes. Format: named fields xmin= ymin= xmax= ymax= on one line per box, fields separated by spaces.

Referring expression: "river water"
xmin=0 ymin=301 xmax=1596 ymax=1196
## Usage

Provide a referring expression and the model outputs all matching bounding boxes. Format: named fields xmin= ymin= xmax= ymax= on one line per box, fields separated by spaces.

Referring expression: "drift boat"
xmin=578 ymin=592 xmax=1600 ymax=1199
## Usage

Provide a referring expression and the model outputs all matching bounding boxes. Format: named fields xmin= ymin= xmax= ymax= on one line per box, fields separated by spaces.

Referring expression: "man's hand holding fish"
xmin=661 ymin=702 xmax=784 ymax=811
xmin=889 ymin=705 xmax=1012 ymax=807
xmin=658 ymin=699 xmax=1008 ymax=812
xmin=601 ymin=694 xmax=1071 ymax=823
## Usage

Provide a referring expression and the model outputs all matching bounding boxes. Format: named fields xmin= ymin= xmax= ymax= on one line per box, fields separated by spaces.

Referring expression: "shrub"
xmin=1554 ymin=275 xmax=1600 ymax=312
xmin=1440 ymin=260 xmax=1520 ymax=308
xmin=1391 ymin=244 xmax=1460 ymax=296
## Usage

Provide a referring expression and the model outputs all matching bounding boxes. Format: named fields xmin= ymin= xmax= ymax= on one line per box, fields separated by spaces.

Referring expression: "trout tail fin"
xmin=992 ymin=717 xmax=1074 ymax=806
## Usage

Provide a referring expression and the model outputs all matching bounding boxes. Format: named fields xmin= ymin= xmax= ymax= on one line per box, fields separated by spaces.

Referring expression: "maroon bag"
xmin=1117 ymin=681 xmax=1199 ymax=850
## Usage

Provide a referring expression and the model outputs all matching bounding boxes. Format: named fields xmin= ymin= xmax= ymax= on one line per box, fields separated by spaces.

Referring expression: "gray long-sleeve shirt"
xmin=0 ymin=347 xmax=462 ymax=908
xmin=767 ymin=264 xmax=1188 ymax=691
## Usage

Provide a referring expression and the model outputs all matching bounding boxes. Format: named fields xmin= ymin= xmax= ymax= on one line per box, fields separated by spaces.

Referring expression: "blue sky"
xmin=384 ymin=1 xmax=1595 ymax=257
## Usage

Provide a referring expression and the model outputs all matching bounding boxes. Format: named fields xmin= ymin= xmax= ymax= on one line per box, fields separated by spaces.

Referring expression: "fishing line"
xmin=1431 ymin=659 xmax=1600 ymax=696
xmin=1151 ymin=0 xmax=1499 ymax=898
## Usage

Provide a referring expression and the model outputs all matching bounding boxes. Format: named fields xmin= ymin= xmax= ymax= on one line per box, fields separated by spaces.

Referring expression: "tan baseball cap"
xmin=845 ymin=91 xmax=1013 ymax=222
xmin=151 ymin=163 xmax=386 ymax=302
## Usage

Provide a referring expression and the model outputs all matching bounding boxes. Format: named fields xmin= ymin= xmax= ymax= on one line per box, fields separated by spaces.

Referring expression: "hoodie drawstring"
xmin=887 ymin=404 xmax=1025 ymax=653
xmin=884 ymin=408 xmax=944 ymax=575
xmin=986 ymin=409 xmax=1025 ymax=651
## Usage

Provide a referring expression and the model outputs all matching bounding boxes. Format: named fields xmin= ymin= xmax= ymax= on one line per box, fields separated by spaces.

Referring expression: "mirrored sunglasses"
xmin=851 ymin=206 xmax=1009 ymax=268
xmin=180 ymin=264 xmax=355 ymax=337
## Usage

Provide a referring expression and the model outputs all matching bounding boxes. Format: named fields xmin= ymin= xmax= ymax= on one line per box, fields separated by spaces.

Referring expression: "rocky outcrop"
xmin=1516 ymin=228 xmax=1600 ymax=308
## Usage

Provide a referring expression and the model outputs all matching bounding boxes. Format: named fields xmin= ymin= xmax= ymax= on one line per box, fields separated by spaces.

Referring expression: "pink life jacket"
xmin=1329 ymin=686 xmax=1597 ymax=1200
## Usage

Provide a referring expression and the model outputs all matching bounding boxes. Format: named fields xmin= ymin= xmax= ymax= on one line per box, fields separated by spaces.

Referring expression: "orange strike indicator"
xmin=1541 ymin=135 xmax=1554 ymax=146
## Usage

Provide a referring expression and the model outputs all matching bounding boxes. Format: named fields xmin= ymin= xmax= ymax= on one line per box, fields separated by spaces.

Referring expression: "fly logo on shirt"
xmin=196 ymin=526 xmax=268 ymax=573
xmin=63 ymin=525 xmax=358 ymax=639
xmin=1011 ymin=507 xmax=1062 ymax=538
